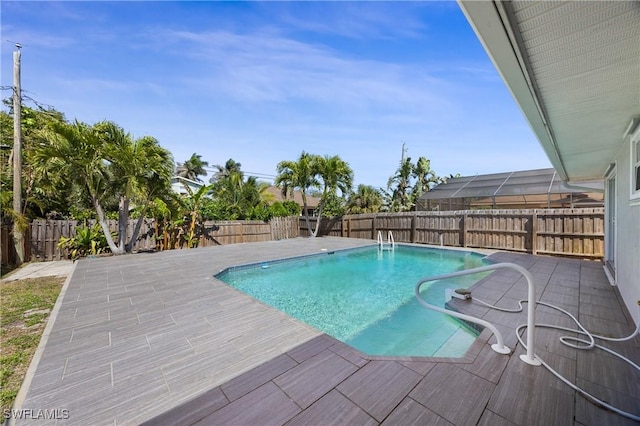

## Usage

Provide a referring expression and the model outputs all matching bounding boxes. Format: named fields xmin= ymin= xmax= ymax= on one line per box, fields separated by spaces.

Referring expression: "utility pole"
xmin=400 ymin=142 xmax=407 ymax=165
xmin=12 ymin=43 xmax=24 ymax=264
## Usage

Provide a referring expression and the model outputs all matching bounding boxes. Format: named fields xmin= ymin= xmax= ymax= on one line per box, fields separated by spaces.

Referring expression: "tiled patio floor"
xmin=12 ymin=238 xmax=640 ymax=425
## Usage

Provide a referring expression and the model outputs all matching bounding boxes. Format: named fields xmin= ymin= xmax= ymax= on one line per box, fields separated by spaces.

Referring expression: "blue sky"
xmin=1 ymin=1 xmax=551 ymax=189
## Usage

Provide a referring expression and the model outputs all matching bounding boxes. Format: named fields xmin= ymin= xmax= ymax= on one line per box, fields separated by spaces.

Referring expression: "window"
xmin=635 ymin=142 xmax=640 ymax=192
xmin=631 ymin=125 xmax=640 ymax=201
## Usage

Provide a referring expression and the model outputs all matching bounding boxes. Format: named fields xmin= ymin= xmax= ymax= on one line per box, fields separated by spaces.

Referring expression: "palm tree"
xmin=275 ymin=152 xmax=320 ymax=237
xmin=34 ymin=120 xmax=174 ymax=255
xmin=122 ymin=141 xmax=173 ymax=252
xmin=210 ymin=158 xmax=242 ymax=183
xmin=33 ymin=120 xmax=118 ymax=252
xmin=387 ymin=157 xmax=414 ymax=211
xmin=133 ymin=169 xmax=176 ymax=251
xmin=176 ymin=153 xmax=209 ymax=182
xmin=213 ymin=168 xmax=244 ymax=218
xmin=1 ymin=106 xmax=70 ymax=221
xmin=313 ymin=155 xmax=353 ymax=237
xmin=411 ymin=156 xmax=438 ymax=208
xmin=97 ymin=121 xmax=174 ymax=254
xmin=235 ymin=176 xmax=275 ymax=217
xmin=346 ymin=184 xmax=383 ymax=214
xmin=208 ymin=159 xmax=275 ymax=219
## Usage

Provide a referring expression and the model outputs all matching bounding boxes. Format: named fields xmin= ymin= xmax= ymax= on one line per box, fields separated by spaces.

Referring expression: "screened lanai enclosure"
xmin=417 ymin=168 xmax=604 ymax=211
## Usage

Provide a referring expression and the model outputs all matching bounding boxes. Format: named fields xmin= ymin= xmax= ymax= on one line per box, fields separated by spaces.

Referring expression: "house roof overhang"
xmin=458 ymin=1 xmax=640 ymax=183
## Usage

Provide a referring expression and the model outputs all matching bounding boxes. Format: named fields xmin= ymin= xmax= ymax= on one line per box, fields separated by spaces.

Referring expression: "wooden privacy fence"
xmin=310 ymin=208 xmax=605 ymax=259
xmin=29 ymin=219 xmax=157 ymax=261
xmin=3 ymin=210 xmax=604 ymax=264
xmin=1 ymin=221 xmax=28 ymax=266
xmin=1 ymin=216 xmax=300 ymax=263
xmin=190 ymin=216 xmax=299 ymax=247
xmin=270 ymin=216 xmax=302 ymax=240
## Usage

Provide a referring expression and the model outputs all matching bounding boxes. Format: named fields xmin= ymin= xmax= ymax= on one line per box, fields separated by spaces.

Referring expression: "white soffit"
xmin=459 ymin=1 xmax=640 ymax=182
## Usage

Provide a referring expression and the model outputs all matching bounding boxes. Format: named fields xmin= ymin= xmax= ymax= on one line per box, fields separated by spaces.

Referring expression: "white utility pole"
xmin=12 ymin=44 xmax=24 ymax=264
xmin=400 ymin=142 xmax=407 ymax=164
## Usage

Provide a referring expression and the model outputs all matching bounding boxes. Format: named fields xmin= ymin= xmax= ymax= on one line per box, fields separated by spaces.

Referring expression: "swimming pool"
xmin=216 ymin=245 xmax=491 ymax=357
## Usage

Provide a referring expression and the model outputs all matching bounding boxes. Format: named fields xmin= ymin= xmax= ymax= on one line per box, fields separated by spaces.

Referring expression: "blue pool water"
xmin=216 ymin=245 xmax=491 ymax=357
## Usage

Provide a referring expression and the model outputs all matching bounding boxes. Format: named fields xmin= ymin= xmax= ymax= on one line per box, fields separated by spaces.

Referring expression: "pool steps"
xmin=415 ymin=263 xmax=542 ymax=366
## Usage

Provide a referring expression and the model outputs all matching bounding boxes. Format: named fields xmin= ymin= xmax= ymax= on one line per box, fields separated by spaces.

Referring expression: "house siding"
xmin=612 ymin=136 xmax=640 ymax=325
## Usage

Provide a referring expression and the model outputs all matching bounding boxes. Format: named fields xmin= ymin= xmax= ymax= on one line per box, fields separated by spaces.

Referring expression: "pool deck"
xmin=12 ymin=237 xmax=640 ymax=425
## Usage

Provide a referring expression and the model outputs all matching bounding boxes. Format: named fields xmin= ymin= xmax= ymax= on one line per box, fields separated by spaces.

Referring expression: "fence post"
xmin=411 ymin=213 xmax=417 ymax=243
xmin=462 ymin=212 xmax=468 ymax=247
xmin=531 ymin=210 xmax=538 ymax=255
xmin=371 ymin=215 xmax=377 ymax=240
xmin=341 ymin=216 xmax=348 ymax=238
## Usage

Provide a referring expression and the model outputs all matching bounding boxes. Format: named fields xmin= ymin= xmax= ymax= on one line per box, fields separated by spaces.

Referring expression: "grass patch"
xmin=0 ymin=276 xmax=64 ymax=422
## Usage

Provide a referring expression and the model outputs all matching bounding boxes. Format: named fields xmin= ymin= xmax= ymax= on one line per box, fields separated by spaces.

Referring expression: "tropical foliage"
xmin=96 ymin=121 xmax=175 ymax=253
xmin=2 ymin=97 xmax=462 ymax=257
xmin=385 ymin=155 xmax=442 ymax=212
xmin=210 ymin=159 xmax=242 ymax=183
xmin=154 ymin=158 xmax=301 ymax=249
xmin=346 ymin=185 xmax=383 ymax=214
xmin=0 ymin=104 xmax=69 ymax=220
xmin=312 ymin=155 xmax=353 ymax=236
xmin=180 ymin=183 xmax=213 ymax=248
xmin=276 ymin=151 xmax=353 ymax=237
xmin=275 ymin=152 xmax=320 ymax=236
xmin=176 ymin=153 xmax=209 ymax=182
xmin=57 ymin=222 xmax=113 ymax=260
xmin=203 ymin=158 xmax=284 ymax=221
xmin=32 ymin=119 xmax=174 ymax=254
xmin=386 ymin=156 xmax=414 ymax=211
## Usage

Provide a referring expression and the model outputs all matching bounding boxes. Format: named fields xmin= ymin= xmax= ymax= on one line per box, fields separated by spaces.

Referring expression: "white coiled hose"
xmin=471 ymin=296 xmax=640 ymax=421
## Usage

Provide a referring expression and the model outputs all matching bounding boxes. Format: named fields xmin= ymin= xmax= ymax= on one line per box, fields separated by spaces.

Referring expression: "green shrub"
xmin=57 ymin=222 xmax=112 ymax=260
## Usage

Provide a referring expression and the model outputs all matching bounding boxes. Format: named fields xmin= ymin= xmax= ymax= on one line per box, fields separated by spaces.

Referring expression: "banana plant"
xmin=181 ymin=182 xmax=213 ymax=248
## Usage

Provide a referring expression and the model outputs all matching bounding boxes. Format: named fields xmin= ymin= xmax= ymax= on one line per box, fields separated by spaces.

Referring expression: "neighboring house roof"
xmin=264 ymin=186 xmax=320 ymax=208
xmin=459 ymin=1 xmax=639 ymax=182
xmin=171 ymin=176 xmax=205 ymax=196
xmin=169 ymin=179 xmax=319 ymax=208
xmin=418 ymin=168 xmax=603 ymax=209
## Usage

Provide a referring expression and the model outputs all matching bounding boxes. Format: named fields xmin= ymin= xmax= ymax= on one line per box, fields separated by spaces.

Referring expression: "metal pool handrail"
xmin=377 ymin=230 xmax=395 ymax=250
xmin=415 ymin=262 xmax=541 ymax=365
xmin=386 ymin=230 xmax=395 ymax=248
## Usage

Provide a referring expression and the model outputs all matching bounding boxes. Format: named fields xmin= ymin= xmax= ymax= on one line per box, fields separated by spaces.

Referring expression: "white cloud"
xmin=271 ymin=2 xmax=432 ymax=40
xmin=1 ymin=25 xmax=76 ymax=50
xmin=1 ymin=1 xmax=548 ymax=190
xmin=158 ymin=28 xmax=457 ymax=120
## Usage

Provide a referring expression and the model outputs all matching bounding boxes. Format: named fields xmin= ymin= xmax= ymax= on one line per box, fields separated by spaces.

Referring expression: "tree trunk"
xmin=118 ymin=195 xmax=128 ymax=253
xmin=188 ymin=207 xmax=198 ymax=247
xmin=126 ymin=205 xmax=148 ymax=253
xmin=311 ymin=187 xmax=328 ymax=238
xmin=301 ymin=191 xmax=313 ymax=237
xmin=312 ymin=201 xmax=325 ymax=237
xmin=93 ymin=197 xmax=122 ymax=254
